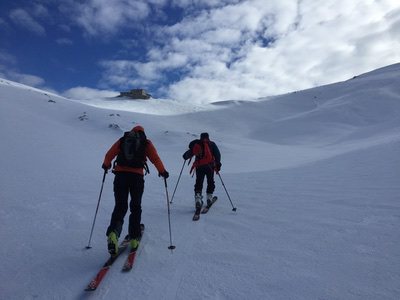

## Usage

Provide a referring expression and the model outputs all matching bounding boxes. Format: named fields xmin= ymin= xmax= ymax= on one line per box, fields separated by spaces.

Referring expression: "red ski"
xmin=85 ymin=236 xmax=130 ymax=291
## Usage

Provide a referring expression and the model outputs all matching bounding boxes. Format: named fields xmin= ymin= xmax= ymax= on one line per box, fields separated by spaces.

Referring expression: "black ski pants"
xmin=106 ymin=172 xmax=144 ymax=239
xmin=194 ymin=164 xmax=215 ymax=195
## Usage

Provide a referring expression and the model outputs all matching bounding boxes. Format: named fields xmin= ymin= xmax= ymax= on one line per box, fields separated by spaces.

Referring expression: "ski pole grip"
xmin=102 ymin=170 xmax=107 ymax=182
xmin=164 ymin=177 xmax=168 ymax=188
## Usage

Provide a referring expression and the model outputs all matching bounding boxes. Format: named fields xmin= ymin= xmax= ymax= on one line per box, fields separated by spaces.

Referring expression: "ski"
xmin=122 ymin=224 xmax=145 ymax=272
xmin=192 ymin=207 xmax=201 ymax=221
xmin=85 ymin=235 xmax=130 ymax=291
xmin=201 ymin=196 xmax=218 ymax=214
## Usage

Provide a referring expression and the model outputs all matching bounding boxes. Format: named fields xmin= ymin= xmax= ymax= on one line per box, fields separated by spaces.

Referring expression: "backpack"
xmin=116 ymin=131 xmax=147 ymax=168
xmin=192 ymin=139 xmax=214 ymax=165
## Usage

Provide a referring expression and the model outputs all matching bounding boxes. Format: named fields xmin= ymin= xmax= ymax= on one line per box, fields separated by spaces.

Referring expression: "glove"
xmin=102 ymin=163 xmax=111 ymax=171
xmin=215 ymin=162 xmax=221 ymax=172
xmin=182 ymin=150 xmax=192 ymax=160
xmin=159 ymin=170 xmax=169 ymax=179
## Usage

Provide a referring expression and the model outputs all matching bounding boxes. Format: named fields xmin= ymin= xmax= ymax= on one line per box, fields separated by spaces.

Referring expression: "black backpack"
xmin=116 ymin=131 xmax=147 ymax=168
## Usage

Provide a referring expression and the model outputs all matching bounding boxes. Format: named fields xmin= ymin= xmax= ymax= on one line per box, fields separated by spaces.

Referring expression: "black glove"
xmin=102 ymin=163 xmax=111 ymax=171
xmin=215 ymin=162 xmax=221 ymax=172
xmin=159 ymin=171 xmax=169 ymax=179
xmin=182 ymin=150 xmax=192 ymax=160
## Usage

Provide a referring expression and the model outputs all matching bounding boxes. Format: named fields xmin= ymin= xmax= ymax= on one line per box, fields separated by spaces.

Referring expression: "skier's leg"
xmin=107 ymin=173 xmax=129 ymax=237
xmin=128 ymin=173 xmax=144 ymax=240
xmin=194 ymin=167 xmax=206 ymax=208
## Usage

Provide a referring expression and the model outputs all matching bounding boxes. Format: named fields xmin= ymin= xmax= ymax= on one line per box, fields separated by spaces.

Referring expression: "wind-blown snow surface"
xmin=0 ymin=64 xmax=400 ymax=299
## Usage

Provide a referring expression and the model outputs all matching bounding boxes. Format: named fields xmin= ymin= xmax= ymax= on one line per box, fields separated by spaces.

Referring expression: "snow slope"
xmin=0 ymin=64 xmax=399 ymax=299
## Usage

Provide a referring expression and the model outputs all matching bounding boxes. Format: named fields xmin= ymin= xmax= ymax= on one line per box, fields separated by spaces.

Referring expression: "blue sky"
xmin=0 ymin=0 xmax=399 ymax=103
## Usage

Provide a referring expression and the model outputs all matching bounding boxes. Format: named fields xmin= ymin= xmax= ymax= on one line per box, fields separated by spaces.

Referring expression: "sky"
xmin=0 ymin=0 xmax=399 ymax=103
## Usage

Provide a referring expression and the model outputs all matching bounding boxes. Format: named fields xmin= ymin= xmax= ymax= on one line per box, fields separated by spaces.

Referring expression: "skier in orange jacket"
xmin=102 ymin=125 xmax=169 ymax=255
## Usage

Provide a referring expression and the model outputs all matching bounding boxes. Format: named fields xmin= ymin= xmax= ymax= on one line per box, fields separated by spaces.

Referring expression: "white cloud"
xmin=100 ymin=50 xmax=189 ymax=88
xmin=170 ymin=0 xmax=400 ymax=103
xmin=7 ymin=71 xmax=45 ymax=87
xmin=201 ymin=28 xmax=242 ymax=45
xmin=93 ymin=0 xmax=400 ymax=103
xmin=56 ymin=38 xmax=73 ymax=45
xmin=171 ymin=0 xmax=241 ymax=9
xmin=0 ymin=50 xmax=45 ymax=87
xmin=69 ymin=0 xmax=151 ymax=36
xmin=0 ymin=50 xmax=17 ymax=65
xmin=9 ymin=8 xmax=46 ymax=36
xmin=32 ymin=4 xmax=49 ymax=18
xmin=62 ymin=86 xmax=118 ymax=99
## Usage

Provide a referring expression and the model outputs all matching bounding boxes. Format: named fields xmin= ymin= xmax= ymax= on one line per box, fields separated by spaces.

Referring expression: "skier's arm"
xmin=145 ymin=140 xmax=166 ymax=173
xmin=211 ymin=142 xmax=221 ymax=163
xmin=182 ymin=149 xmax=192 ymax=160
xmin=182 ymin=139 xmax=199 ymax=160
xmin=103 ymin=139 xmax=121 ymax=168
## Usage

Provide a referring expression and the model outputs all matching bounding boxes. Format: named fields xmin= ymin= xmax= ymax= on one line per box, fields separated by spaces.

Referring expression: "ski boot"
xmin=206 ymin=193 xmax=213 ymax=207
xmin=130 ymin=238 xmax=140 ymax=250
xmin=195 ymin=193 xmax=203 ymax=209
xmin=107 ymin=231 xmax=118 ymax=256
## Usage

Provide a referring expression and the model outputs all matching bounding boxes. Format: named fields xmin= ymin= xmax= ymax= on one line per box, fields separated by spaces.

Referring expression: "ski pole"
xmin=164 ymin=177 xmax=176 ymax=251
xmin=170 ymin=159 xmax=186 ymax=204
xmin=171 ymin=157 xmax=192 ymax=203
xmin=86 ymin=170 xmax=107 ymax=249
xmin=217 ymin=172 xmax=237 ymax=211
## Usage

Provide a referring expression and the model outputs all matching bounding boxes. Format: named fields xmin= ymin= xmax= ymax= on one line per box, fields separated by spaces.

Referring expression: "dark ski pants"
xmin=106 ymin=172 xmax=144 ymax=239
xmin=194 ymin=164 xmax=215 ymax=195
